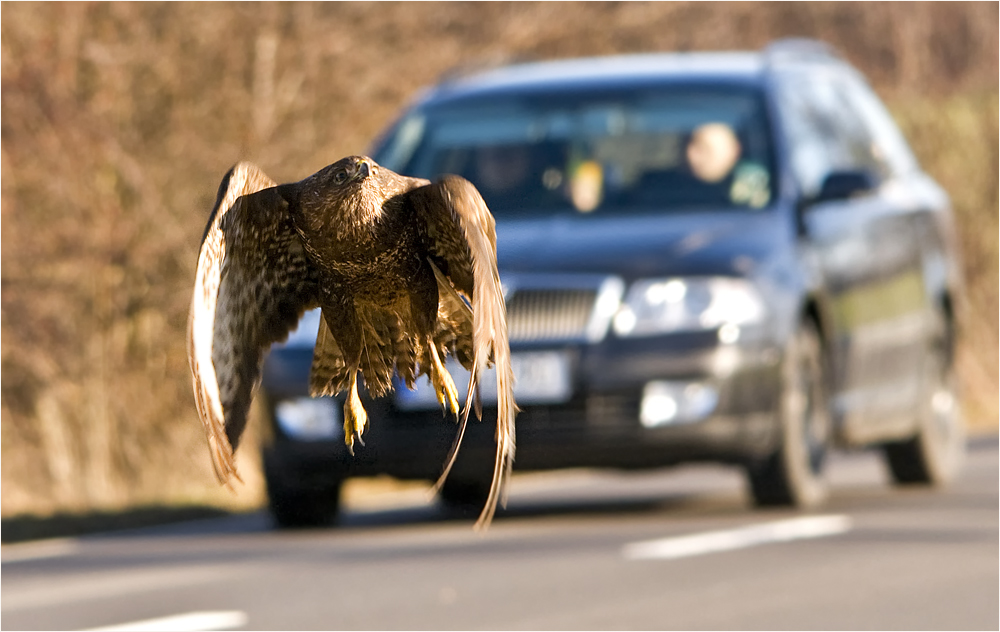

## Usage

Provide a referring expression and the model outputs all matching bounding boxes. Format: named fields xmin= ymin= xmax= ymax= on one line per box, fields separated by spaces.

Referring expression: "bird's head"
xmin=314 ymin=155 xmax=383 ymax=205
xmin=324 ymin=155 xmax=375 ymax=189
xmin=280 ymin=155 xmax=391 ymax=227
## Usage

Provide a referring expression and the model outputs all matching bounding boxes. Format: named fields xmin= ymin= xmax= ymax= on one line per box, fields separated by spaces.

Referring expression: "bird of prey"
xmin=188 ymin=156 xmax=517 ymax=528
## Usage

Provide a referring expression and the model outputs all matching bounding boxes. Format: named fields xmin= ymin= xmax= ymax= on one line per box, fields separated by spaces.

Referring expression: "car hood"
xmin=495 ymin=210 xmax=787 ymax=279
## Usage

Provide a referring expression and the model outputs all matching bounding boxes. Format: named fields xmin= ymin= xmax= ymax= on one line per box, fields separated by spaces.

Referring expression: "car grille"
xmin=511 ymin=393 xmax=642 ymax=435
xmin=506 ymin=288 xmax=599 ymax=343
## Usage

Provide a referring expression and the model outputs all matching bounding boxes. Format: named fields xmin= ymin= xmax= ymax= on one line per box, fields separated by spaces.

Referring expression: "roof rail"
xmin=764 ymin=38 xmax=840 ymax=63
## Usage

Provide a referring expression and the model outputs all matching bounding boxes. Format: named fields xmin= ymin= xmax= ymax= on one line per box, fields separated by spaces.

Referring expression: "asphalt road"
xmin=3 ymin=440 xmax=997 ymax=631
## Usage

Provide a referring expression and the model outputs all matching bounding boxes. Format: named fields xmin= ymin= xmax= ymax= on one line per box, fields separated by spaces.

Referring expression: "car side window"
xmin=837 ymin=74 xmax=919 ymax=178
xmin=776 ymin=70 xmax=889 ymax=197
xmin=776 ymin=73 xmax=845 ymax=197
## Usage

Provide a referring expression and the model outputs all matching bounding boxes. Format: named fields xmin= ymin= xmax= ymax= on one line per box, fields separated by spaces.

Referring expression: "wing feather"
xmin=409 ymin=175 xmax=517 ymax=529
xmin=188 ymin=162 xmax=318 ymax=484
xmin=309 ymin=312 xmax=350 ymax=397
xmin=428 ymin=258 xmax=475 ymax=369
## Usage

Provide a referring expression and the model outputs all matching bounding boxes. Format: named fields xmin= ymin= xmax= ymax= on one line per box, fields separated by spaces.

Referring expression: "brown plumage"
xmin=188 ymin=156 xmax=517 ymax=528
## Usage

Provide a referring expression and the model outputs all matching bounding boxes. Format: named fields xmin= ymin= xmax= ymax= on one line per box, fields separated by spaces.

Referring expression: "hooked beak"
xmin=356 ymin=158 xmax=371 ymax=180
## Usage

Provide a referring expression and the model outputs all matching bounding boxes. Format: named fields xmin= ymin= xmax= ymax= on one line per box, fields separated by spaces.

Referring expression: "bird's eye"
xmin=333 ymin=170 xmax=348 ymax=185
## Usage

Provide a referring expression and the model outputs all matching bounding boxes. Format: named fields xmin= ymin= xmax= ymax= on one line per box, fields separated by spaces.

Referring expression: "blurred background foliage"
xmin=2 ymin=1 xmax=996 ymax=518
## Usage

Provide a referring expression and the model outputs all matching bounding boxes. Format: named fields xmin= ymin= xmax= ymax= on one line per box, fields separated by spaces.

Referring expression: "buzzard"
xmin=188 ymin=156 xmax=517 ymax=528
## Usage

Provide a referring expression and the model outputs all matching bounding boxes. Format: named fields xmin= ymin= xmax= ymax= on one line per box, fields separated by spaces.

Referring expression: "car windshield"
xmin=377 ymin=85 xmax=776 ymax=218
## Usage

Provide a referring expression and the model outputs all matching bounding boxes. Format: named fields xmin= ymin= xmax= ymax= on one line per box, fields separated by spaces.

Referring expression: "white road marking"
xmin=85 ymin=610 xmax=248 ymax=632
xmin=622 ymin=514 xmax=852 ymax=561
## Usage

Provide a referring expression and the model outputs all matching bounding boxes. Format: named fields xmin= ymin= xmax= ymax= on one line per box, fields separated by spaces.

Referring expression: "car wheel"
xmin=882 ymin=318 xmax=965 ymax=485
xmin=746 ymin=319 xmax=831 ymax=508
xmin=438 ymin=475 xmax=492 ymax=512
xmin=264 ymin=452 xmax=342 ymax=528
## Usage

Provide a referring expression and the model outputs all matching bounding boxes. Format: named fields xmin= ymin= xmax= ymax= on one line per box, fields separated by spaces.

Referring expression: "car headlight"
xmin=275 ymin=397 xmax=340 ymax=440
xmin=612 ymin=277 xmax=765 ymax=338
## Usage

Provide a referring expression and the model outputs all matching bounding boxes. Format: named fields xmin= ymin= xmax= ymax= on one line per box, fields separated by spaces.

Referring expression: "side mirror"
xmin=814 ymin=169 xmax=879 ymax=203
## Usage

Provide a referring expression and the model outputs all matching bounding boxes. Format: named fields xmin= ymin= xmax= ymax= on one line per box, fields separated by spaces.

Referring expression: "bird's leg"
xmin=409 ymin=267 xmax=459 ymax=419
xmin=428 ymin=339 xmax=460 ymax=418
xmin=343 ymin=370 xmax=367 ymax=456
xmin=321 ymin=295 xmax=367 ymax=456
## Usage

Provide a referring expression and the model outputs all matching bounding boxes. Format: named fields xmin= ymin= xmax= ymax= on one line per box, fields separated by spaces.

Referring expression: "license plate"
xmin=394 ymin=351 xmax=572 ymax=410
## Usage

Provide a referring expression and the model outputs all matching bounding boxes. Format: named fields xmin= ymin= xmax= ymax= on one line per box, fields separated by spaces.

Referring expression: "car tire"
xmin=882 ymin=313 xmax=965 ymax=485
xmin=264 ymin=453 xmax=342 ymax=528
xmin=746 ymin=318 xmax=831 ymax=508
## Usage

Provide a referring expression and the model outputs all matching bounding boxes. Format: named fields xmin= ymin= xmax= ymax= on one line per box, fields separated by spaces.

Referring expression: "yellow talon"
xmin=429 ymin=343 xmax=460 ymax=417
xmin=343 ymin=373 xmax=368 ymax=455
xmin=438 ymin=368 xmax=460 ymax=417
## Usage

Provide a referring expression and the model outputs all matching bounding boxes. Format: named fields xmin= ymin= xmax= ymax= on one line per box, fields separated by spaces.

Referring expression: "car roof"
xmin=418 ymin=43 xmax=846 ymax=106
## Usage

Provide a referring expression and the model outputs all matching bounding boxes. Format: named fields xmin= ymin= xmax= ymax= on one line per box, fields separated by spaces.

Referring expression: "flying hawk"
xmin=188 ymin=156 xmax=517 ymax=528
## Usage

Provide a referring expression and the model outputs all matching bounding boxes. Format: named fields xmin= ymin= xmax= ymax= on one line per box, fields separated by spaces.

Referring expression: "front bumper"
xmin=261 ymin=327 xmax=784 ymax=481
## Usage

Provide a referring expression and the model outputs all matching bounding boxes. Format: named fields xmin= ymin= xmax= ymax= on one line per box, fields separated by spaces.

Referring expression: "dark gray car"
xmin=259 ymin=41 xmax=965 ymax=527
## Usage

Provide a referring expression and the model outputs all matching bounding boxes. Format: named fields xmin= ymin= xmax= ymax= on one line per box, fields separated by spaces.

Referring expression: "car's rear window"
xmin=376 ymin=85 xmax=776 ymax=218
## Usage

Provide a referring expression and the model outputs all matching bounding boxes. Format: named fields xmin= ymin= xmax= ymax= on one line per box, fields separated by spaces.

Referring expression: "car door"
xmin=775 ymin=67 xmax=930 ymax=444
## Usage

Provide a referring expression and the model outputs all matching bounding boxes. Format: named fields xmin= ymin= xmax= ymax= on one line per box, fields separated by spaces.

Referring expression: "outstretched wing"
xmin=188 ymin=162 xmax=318 ymax=484
xmin=408 ymin=175 xmax=517 ymax=529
